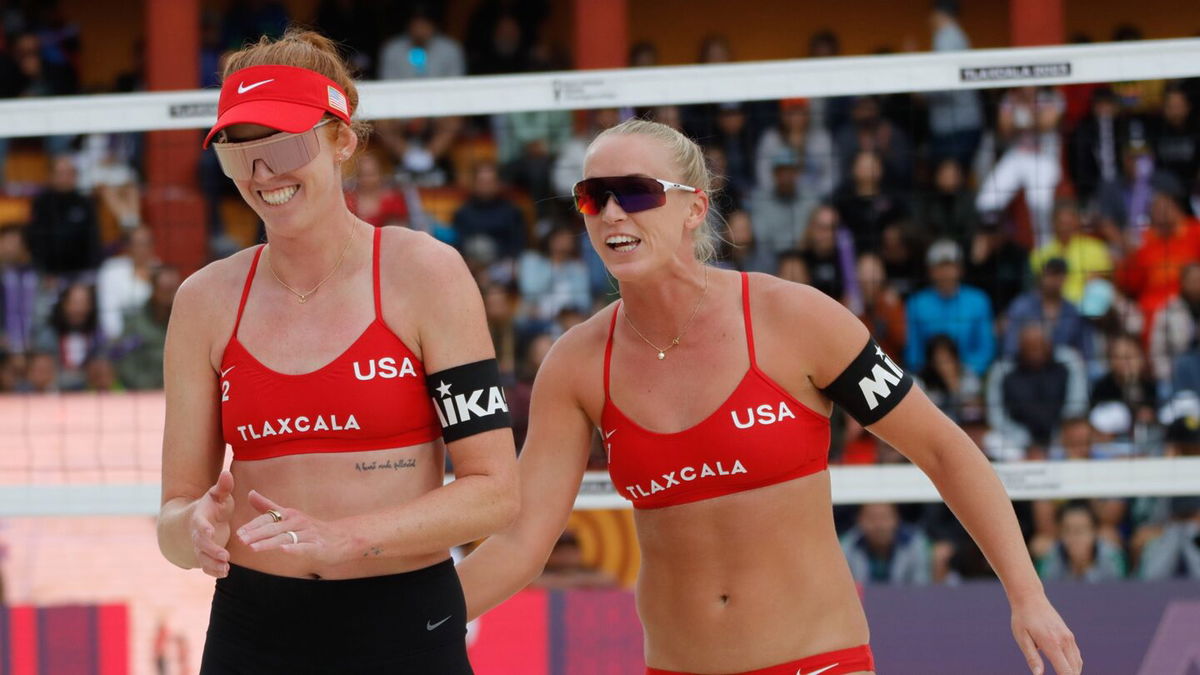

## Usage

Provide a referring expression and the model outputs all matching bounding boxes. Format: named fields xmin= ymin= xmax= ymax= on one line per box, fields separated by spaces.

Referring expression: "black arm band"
xmin=426 ymin=359 xmax=512 ymax=443
xmin=818 ymin=338 xmax=913 ymax=426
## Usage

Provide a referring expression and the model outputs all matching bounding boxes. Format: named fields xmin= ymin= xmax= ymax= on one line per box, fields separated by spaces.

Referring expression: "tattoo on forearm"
xmin=354 ymin=458 xmax=417 ymax=473
xmin=363 ymin=546 xmax=383 ymax=558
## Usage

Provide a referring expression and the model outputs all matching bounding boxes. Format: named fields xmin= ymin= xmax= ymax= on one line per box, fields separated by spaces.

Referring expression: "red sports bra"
xmin=601 ymin=272 xmax=830 ymax=509
xmin=219 ymin=227 xmax=442 ymax=461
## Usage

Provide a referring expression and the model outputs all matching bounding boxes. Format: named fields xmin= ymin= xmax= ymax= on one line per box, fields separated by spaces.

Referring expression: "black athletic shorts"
xmin=199 ymin=558 xmax=473 ymax=674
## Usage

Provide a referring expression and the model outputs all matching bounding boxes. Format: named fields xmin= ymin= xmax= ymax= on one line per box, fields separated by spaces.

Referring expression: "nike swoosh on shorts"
xmin=799 ymin=663 xmax=839 ymax=675
xmin=426 ymin=615 xmax=452 ymax=631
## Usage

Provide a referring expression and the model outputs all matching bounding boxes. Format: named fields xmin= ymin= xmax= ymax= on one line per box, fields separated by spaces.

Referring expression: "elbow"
xmin=911 ymin=423 xmax=968 ymax=483
xmin=922 ymin=444 xmax=952 ymax=483
xmin=493 ymin=473 xmax=521 ymax=531
xmin=480 ymin=468 xmax=520 ymax=533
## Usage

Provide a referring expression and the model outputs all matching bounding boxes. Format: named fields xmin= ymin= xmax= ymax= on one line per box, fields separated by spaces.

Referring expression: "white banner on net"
xmin=573 ymin=459 xmax=1200 ymax=509
xmin=5 ymin=458 xmax=1200 ymax=516
xmin=0 ymin=38 xmax=1198 ymax=138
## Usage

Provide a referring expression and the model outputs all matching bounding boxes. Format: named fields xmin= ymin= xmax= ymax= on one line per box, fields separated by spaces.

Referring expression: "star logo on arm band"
xmin=435 ymin=381 xmax=452 ymax=398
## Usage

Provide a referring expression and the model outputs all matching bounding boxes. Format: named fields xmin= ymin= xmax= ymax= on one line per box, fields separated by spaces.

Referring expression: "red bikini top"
xmin=601 ymin=272 xmax=830 ymax=509
xmin=219 ymin=227 xmax=442 ymax=461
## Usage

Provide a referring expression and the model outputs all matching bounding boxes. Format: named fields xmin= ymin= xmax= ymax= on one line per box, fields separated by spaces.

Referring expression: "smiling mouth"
xmin=259 ymin=185 xmax=299 ymax=205
xmin=606 ymin=234 xmax=641 ymax=252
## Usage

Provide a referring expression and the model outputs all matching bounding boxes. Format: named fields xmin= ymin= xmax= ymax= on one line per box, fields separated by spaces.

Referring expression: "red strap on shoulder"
xmin=740 ymin=272 xmax=757 ymax=367
xmin=372 ymin=226 xmax=382 ymax=319
xmin=603 ymin=302 xmax=620 ymax=398
xmin=233 ymin=245 xmax=265 ymax=337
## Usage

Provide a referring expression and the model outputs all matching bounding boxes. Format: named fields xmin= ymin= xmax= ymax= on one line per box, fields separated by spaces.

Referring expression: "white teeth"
xmin=260 ymin=185 xmax=299 ymax=205
xmin=605 ymin=235 xmax=641 ymax=252
xmin=605 ymin=234 xmax=641 ymax=253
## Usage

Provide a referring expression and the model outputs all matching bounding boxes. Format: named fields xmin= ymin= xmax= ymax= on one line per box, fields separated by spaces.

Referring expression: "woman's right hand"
xmin=191 ymin=470 xmax=236 ymax=577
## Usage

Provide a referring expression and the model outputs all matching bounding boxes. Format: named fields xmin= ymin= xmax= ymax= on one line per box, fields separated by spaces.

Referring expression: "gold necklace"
xmin=623 ymin=266 xmax=709 ymax=360
xmin=266 ymin=224 xmax=356 ymax=303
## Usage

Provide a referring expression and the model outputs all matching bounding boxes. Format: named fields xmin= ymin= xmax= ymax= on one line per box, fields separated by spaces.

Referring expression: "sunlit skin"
xmin=582 ymin=134 xmax=867 ymax=673
xmin=157 ymin=114 xmax=516 ymax=582
xmin=458 ymin=130 xmax=1081 ymax=675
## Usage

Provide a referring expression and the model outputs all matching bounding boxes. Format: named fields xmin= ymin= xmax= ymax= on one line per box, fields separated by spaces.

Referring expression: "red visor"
xmin=203 ymin=64 xmax=352 ymax=148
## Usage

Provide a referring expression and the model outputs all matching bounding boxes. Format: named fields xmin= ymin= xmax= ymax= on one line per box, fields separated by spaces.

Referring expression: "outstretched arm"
xmin=456 ymin=335 xmax=596 ymax=620
xmin=802 ymin=287 xmax=1081 ymax=675
xmin=869 ymin=392 xmax=1080 ymax=675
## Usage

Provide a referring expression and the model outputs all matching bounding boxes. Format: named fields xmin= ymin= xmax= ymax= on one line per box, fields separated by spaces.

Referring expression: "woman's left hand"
xmin=237 ymin=490 xmax=352 ymax=567
xmin=1011 ymin=594 xmax=1082 ymax=675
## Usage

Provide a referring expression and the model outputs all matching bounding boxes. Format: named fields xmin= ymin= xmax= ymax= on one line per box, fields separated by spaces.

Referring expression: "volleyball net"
xmin=2 ymin=38 xmax=1200 ymax=517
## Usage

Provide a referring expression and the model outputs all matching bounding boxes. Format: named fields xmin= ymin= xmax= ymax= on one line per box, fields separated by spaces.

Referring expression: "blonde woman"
xmin=458 ymin=119 xmax=1080 ymax=675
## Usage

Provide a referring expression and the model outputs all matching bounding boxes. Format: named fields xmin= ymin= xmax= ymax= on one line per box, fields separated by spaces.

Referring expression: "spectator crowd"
xmin=0 ymin=1 xmax=1199 ymax=584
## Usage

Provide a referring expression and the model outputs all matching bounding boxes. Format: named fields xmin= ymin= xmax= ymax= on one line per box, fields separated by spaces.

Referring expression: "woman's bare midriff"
xmin=225 ymin=440 xmax=448 ymax=580
xmin=634 ymin=474 xmax=871 ymax=674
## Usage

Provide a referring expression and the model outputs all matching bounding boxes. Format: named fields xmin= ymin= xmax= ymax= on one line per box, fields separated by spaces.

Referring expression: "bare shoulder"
xmin=377 ymin=226 xmax=485 ymax=356
xmin=749 ymin=273 xmax=858 ymax=331
xmin=747 ymin=273 xmax=869 ymax=386
xmin=535 ymin=302 xmax=615 ymax=408
xmin=167 ymin=246 xmax=263 ymax=371
xmin=547 ymin=303 xmax=614 ymax=371
xmin=379 ymin=226 xmax=471 ymax=289
xmin=172 ymin=247 xmax=261 ymax=331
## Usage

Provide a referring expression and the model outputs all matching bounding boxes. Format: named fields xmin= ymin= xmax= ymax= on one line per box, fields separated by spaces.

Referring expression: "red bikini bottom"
xmin=645 ymin=644 xmax=875 ymax=675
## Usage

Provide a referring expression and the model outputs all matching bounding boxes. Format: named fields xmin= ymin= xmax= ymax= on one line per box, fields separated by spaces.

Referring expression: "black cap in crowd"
xmin=1150 ymin=171 xmax=1186 ymax=203
xmin=1042 ymin=257 xmax=1069 ymax=275
xmin=933 ymin=0 xmax=960 ymax=17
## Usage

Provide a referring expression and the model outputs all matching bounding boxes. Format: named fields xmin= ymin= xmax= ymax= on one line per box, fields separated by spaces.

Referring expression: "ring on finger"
xmin=286 ymin=530 xmax=298 ymax=545
xmin=267 ymin=509 xmax=283 ymax=523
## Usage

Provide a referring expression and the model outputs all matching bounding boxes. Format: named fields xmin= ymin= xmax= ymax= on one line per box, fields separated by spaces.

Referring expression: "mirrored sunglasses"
xmin=572 ymin=176 xmax=699 ymax=216
xmin=211 ymin=119 xmax=334 ymax=180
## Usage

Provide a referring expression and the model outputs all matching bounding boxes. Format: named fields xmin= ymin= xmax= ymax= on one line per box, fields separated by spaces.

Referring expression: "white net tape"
xmin=0 ymin=39 xmax=1197 ymax=137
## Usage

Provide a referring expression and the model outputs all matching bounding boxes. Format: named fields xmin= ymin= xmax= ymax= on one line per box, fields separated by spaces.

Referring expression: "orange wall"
xmin=61 ymin=0 xmax=145 ymax=91
xmin=628 ymin=0 xmax=1011 ymax=64
xmin=629 ymin=0 xmax=1200 ymax=64
xmin=56 ymin=0 xmax=1200 ymax=91
xmin=1064 ymin=0 xmax=1200 ymax=41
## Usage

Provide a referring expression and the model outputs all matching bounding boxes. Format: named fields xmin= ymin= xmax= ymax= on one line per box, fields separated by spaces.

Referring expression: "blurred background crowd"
xmin=0 ymin=0 xmax=1199 ymax=594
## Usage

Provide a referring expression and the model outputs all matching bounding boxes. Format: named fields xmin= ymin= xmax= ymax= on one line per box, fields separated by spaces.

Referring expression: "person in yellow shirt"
xmin=1030 ymin=202 xmax=1113 ymax=303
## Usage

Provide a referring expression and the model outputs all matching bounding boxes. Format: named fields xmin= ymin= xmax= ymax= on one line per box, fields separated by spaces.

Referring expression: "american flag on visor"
xmin=327 ymin=85 xmax=348 ymax=115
